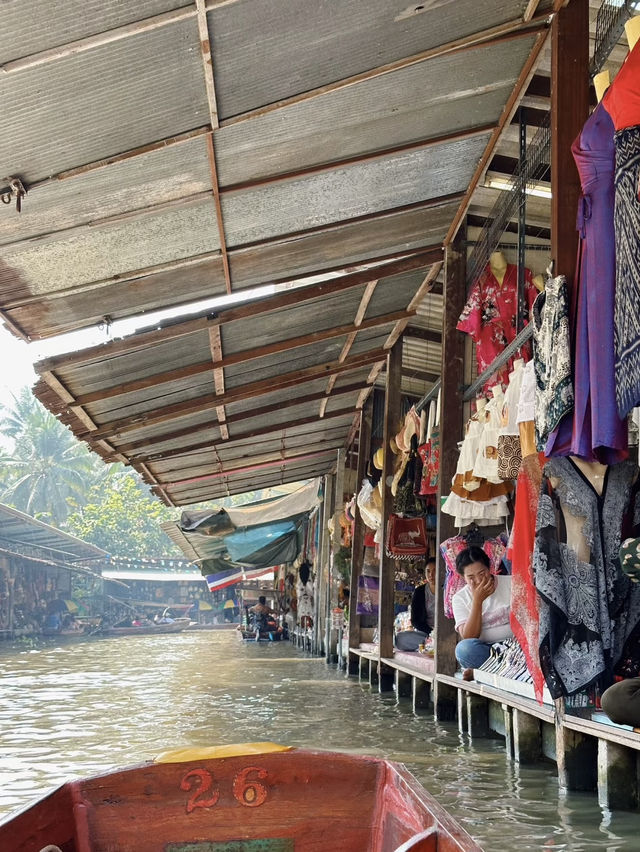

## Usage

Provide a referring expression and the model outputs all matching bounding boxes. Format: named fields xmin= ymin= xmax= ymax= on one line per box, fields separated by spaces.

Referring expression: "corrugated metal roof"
xmin=0 ymin=1 xmax=554 ymax=500
xmin=0 ymin=502 xmax=106 ymax=561
xmin=209 ymin=0 xmax=544 ymax=118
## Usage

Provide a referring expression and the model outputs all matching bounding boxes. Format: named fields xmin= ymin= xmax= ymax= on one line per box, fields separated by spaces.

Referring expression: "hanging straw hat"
xmin=373 ymin=448 xmax=384 ymax=470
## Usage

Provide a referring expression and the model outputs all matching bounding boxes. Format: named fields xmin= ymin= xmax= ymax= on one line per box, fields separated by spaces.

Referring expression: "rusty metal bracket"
xmin=1 ymin=176 xmax=27 ymax=212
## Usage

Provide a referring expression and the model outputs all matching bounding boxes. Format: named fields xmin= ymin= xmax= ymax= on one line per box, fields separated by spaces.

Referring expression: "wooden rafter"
xmin=222 ymin=124 xmax=497 ymax=195
xmin=75 ymin=349 xmax=387 ymax=442
xmin=319 ymin=280 xmax=378 ymax=418
xmin=68 ymin=308 xmax=413 ymax=407
xmin=444 ymin=29 xmax=549 ymax=245
xmin=35 ymin=251 xmax=439 ymax=373
xmin=208 ymin=326 xmax=229 ymax=441
xmin=383 ymin=262 xmax=442 ymax=349
xmin=108 ymin=381 xmax=367 ymax=457
xmin=153 ymin=445 xmax=344 ymax=491
xmin=131 ymin=407 xmax=357 ymax=465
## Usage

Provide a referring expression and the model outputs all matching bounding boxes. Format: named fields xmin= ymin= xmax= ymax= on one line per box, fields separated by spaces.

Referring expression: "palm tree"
xmin=0 ymin=388 xmax=100 ymax=524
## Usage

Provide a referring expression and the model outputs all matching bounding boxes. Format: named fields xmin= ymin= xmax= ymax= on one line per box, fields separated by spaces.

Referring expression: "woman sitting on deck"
xmin=452 ymin=546 xmax=513 ymax=679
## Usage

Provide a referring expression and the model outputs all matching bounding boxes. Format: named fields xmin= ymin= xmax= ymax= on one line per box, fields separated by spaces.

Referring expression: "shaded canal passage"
xmin=1 ymin=631 xmax=638 ymax=850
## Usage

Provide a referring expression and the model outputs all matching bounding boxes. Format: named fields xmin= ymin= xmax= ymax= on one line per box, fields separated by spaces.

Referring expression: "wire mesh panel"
xmin=590 ymin=0 xmax=636 ymax=76
xmin=465 ymin=113 xmax=551 ymax=288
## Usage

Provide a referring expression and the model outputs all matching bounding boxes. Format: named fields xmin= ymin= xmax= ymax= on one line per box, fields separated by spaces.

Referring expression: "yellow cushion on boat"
xmin=154 ymin=742 xmax=293 ymax=763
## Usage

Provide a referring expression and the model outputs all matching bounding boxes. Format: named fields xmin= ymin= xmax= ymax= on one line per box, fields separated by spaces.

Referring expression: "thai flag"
xmin=205 ymin=566 xmax=273 ymax=593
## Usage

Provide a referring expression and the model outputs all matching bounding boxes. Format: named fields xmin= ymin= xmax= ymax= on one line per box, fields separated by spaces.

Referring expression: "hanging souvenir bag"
xmin=386 ymin=514 xmax=427 ymax=560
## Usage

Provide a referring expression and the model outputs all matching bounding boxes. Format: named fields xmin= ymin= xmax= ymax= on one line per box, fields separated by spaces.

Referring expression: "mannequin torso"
xmin=489 ymin=251 xmax=508 ymax=286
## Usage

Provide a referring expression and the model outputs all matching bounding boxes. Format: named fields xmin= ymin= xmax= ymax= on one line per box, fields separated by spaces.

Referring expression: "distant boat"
xmin=97 ymin=617 xmax=191 ymax=637
xmin=0 ymin=744 xmax=481 ymax=851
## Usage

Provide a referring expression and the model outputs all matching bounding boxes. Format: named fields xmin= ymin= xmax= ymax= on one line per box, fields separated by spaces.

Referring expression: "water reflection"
xmin=0 ymin=632 xmax=636 ymax=850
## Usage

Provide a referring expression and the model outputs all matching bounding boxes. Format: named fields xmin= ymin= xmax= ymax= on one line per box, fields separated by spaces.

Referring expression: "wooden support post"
xmin=315 ymin=474 xmax=333 ymax=655
xmin=327 ymin=449 xmax=345 ymax=665
xmin=597 ymin=740 xmax=638 ymax=812
xmin=348 ymin=650 xmax=360 ymax=678
xmin=466 ymin=694 xmax=490 ymax=738
xmin=359 ymin=656 xmax=370 ymax=682
xmin=413 ymin=677 xmax=431 ymax=713
xmin=550 ymin=0 xmax=589 ymax=297
xmin=502 ymin=704 xmax=513 ymax=759
xmin=396 ymin=669 xmax=413 ymax=698
xmin=457 ymin=689 xmax=468 ymax=735
xmin=379 ymin=662 xmax=395 ymax=693
xmin=369 ymin=659 xmax=379 ymax=688
xmin=435 ymin=682 xmax=458 ymax=723
xmin=556 ymin=725 xmax=597 ymax=792
xmin=348 ymin=400 xmax=373 ymax=668
xmin=433 ymin=230 xmax=467 ymax=717
xmin=378 ymin=343 xmax=402 ymax=664
xmin=512 ymin=709 xmax=542 ymax=764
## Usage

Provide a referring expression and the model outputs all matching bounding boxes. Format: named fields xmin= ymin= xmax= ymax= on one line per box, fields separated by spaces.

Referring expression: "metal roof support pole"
xmin=517 ymin=106 xmax=528 ymax=333
xmin=377 ymin=341 xmax=402 ymax=679
xmin=433 ymin=228 xmax=467 ymax=720
xmin=550 ymin=0 xmax=589 ymax=298
xmin=348 ymin=400 xmax=373 ymax=673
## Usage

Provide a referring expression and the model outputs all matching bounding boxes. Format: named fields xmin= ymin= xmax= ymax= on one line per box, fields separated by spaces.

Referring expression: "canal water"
xmin=1 ymin=631 xmax=638 ymax=851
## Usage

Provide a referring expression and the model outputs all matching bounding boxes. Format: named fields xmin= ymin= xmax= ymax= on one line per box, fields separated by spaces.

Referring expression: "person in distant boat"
xmin=452 ymin=546 xmax=512 ymax=679
xmin=250 ymin=596 xmax=272 ymax=616
xmin=154 ymin=608 xmax=175 ymax=625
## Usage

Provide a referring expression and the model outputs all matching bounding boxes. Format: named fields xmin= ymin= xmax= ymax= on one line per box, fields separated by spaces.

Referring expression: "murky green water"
xmin=0 ymin=632 xmax=638 ymax=850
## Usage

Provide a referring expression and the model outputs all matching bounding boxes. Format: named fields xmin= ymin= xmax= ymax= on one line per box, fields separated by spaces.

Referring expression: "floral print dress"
xmin=457 ymin=263 xmax=537 ymax=393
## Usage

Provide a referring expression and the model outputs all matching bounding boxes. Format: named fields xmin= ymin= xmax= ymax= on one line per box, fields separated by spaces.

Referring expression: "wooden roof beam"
xmin=404 ymin=326 xmax=442 ymax=343
xmin=320 ymin=279 xmax=379 ymax=418
xmin=128 ymin=407 xmax=357 ymax=465
xmin=35 ymin=251 xmax=439 ymax=373
xmin=69 ymin=308 xmax=413 ymax=407
xmin=109 ymin=381 xmax=367 ymax=456
xmin=152 ymin=445 xmax=346 ymax=492
xmin=76 ymin=349 xmax=386 ymax=441
xmin=444 ymin=29 xmax=549 ymax=245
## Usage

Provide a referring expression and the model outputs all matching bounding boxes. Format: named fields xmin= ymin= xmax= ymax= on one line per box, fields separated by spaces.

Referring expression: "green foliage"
xmin=65 ymin=476 xmax=179 ymax=557
xmin=0 ymin=388 xmax=98 ymax=524
xmin=0 ymin=387 xmax=180 ymax=556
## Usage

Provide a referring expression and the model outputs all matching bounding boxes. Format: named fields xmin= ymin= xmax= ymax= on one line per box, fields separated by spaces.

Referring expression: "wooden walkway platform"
xmin=347 ymin=645 xmax=640 ymax=812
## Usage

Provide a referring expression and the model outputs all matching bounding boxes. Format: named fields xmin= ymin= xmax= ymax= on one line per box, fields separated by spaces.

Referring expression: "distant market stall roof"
xmin=0 ymin=502 xmax=107 ymax=566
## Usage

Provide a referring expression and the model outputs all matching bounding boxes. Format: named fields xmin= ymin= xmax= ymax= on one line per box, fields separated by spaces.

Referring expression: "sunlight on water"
xmin=0 ymin=632 xmax=637 ymax=850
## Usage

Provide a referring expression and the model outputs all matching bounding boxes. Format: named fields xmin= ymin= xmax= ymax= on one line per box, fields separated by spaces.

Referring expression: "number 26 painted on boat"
xmin=180 ymin=766 xmax=269 ymax=813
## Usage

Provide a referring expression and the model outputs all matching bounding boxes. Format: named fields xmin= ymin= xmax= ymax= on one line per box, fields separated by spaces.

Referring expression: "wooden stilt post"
xmin=359 ymin=655 xmax=370 ymax=681
xmin=395 ymin=669 xmax=413 ymax=698
xmin=348 ymin=401 xmax=373 ymax=675
xmin=413 ymin=677 xmax=431 ymax=713
xmin=466 ymin=694 xmax=490 ymax=738
xmin=378 ymin=342 xmax=403 ymax=693
xmin=512 ymin=709 xmax=542 ymax=764
xmin=555 ymin=699 xmax=597 ymax=792
xmin=327 ymin=449 xmax=345 ymax=665
xmin=597 ymin=740 xmax=638 ymax=811
xmin=315 ymin=474 xmax=333 ymax=655
xmin=434 ymin=228 xmax=467 ymax=720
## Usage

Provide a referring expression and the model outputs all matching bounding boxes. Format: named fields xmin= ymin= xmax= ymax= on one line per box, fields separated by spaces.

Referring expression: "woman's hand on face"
xmin=473 ymin=574 xmax=495 ymax=603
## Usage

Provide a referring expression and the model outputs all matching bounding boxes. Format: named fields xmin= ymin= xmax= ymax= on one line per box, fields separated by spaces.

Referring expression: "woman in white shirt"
xmin=452 ymin=546 xmax=512 ymax=675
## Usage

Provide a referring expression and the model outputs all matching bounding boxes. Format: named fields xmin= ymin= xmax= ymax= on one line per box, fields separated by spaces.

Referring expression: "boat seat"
xmin=393 ymin=826 xmax=438 ymax=852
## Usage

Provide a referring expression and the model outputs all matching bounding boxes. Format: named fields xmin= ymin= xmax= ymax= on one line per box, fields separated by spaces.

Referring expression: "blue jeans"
xmin=455 ymin=639 xmax=492 ymax=670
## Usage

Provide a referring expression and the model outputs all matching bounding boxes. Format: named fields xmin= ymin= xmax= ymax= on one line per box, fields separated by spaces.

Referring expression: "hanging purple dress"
xmin=551 ymin=101 xmax=627 ymax=463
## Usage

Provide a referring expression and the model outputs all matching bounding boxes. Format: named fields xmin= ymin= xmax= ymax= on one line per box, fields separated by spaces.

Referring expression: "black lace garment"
xmin=533 ymin=457 xmax=640 ymax=698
